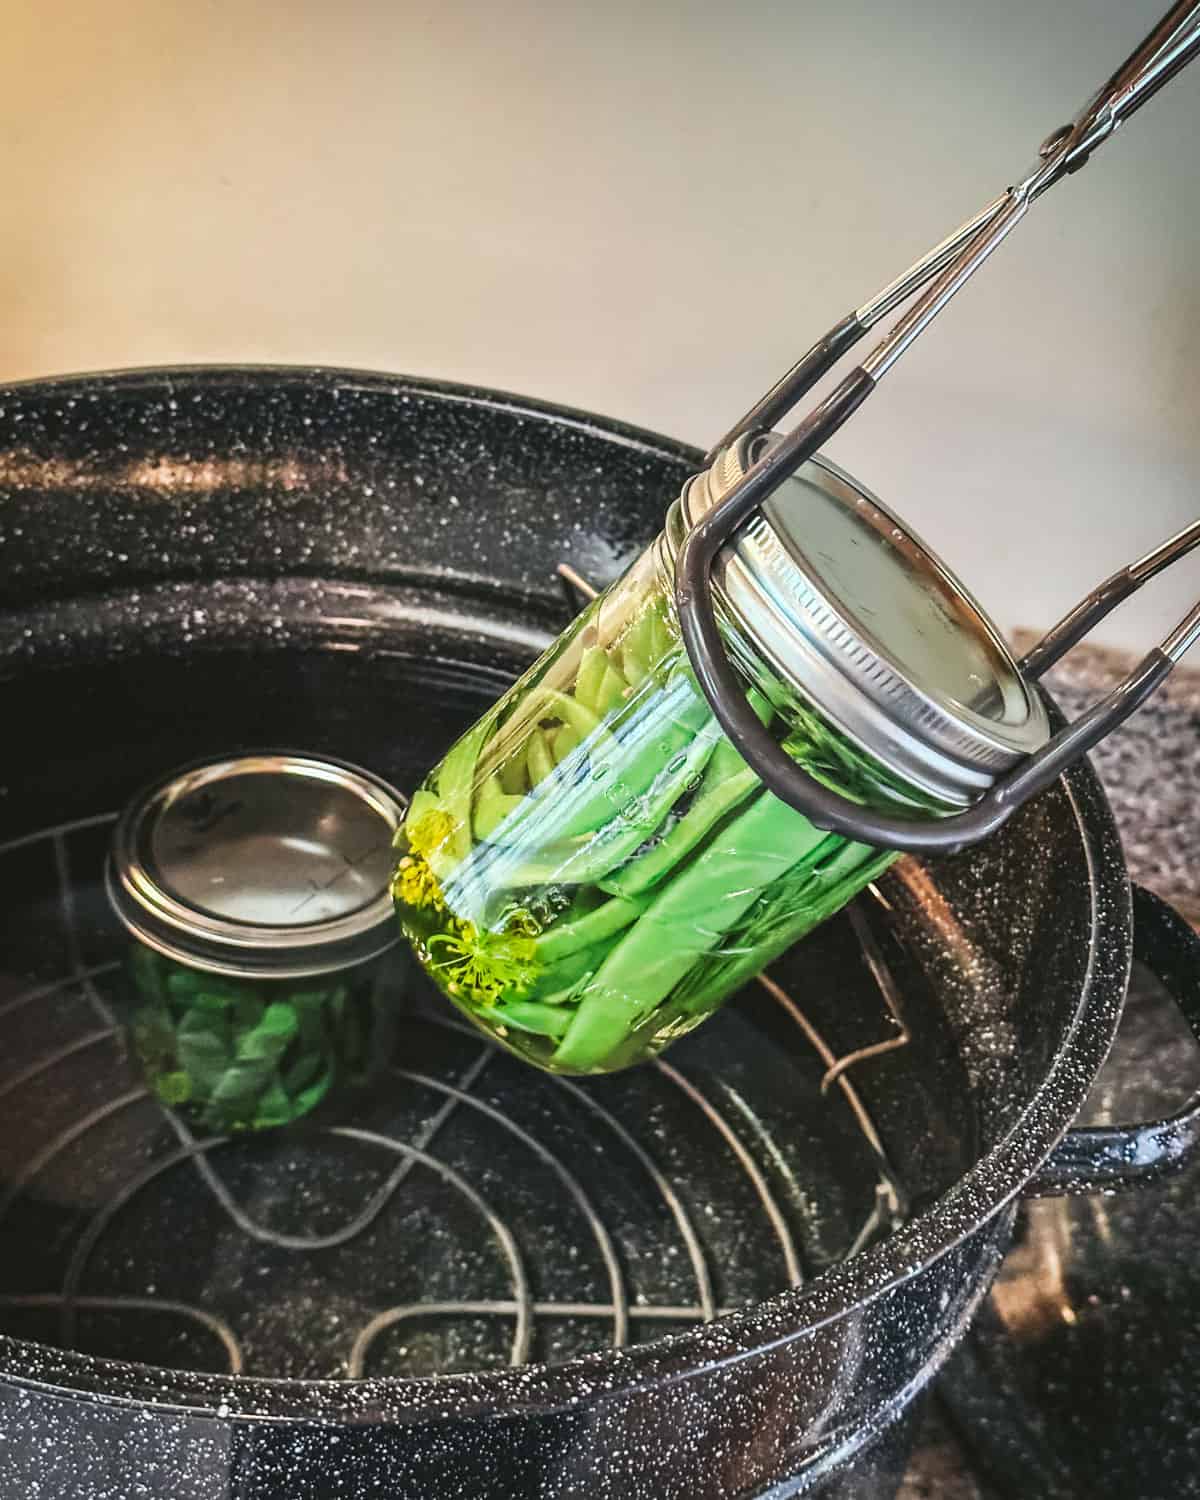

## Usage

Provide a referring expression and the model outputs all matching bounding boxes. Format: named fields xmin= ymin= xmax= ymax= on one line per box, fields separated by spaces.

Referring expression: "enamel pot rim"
xmin=0 ymin=364 xmax=1133 ymax=1426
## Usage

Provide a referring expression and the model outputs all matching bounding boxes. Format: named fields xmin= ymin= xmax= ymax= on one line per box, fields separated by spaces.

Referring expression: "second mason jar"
xmin=393 ymin=436 xmax=1050 ymax=1075
xmin=108 ymin=752 xmax=410 ymax=1130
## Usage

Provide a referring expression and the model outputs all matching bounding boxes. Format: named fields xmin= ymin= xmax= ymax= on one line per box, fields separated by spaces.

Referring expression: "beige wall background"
xmin=1 ymin=0 xmax=1197 ymax=648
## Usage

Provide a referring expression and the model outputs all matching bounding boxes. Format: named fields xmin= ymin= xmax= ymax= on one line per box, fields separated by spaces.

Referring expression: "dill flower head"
xmin=391 ymin=853 xmax=445 ymax=913
xmin=426 ymin=918 xmax=539 ymax=1006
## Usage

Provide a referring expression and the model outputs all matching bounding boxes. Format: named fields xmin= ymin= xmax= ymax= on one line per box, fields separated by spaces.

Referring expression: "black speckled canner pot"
xmin=1 ymin=367 xmax=1199 ymax=1500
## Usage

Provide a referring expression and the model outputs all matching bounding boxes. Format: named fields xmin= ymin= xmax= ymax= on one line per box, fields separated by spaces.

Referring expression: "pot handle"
xmin=1026 ymin=884 xmax=1200 ymax=1197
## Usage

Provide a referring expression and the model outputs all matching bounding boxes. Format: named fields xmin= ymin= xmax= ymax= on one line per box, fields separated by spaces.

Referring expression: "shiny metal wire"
xmin=0 ymin=801 xmax=907 ymax=1379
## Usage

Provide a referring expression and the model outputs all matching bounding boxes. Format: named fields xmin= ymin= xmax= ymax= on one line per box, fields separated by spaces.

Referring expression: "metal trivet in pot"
xmin=0 ymin=805 xmax=906 ymax=1380
xmin=675 ymin=0 xmax=1200 ymax=856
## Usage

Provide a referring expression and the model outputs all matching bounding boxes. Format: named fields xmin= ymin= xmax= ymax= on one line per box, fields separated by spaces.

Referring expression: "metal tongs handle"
xmin=705 ymin=1 xmax=1200 ymax=460
xmin=676 ymin=1 xmax=1200 ymax=856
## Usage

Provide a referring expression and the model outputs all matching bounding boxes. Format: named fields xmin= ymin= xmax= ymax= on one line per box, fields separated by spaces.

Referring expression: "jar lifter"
xmin=677 ymin=0 xmax=1200 ymax=854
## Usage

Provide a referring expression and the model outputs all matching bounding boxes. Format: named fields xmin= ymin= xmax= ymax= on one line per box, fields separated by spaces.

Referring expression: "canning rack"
xmin=676 ymin=0 xmax=1200 ymax=855
xmin=0 ymin=805 xmax=907 ymax=1378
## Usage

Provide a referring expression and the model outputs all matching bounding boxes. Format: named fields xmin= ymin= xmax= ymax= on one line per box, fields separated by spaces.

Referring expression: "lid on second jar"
xmin=679 ymin=434 xmax=1050 ymax=807
xmin=107 ymin=753 xmax=406 ymax=979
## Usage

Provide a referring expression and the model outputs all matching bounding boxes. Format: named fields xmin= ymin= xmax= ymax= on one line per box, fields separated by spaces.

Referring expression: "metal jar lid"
xmin=669 ymin=434 xmax=1050 ymax=807
xmin=106 ymin=753 xmax=407 ymax=979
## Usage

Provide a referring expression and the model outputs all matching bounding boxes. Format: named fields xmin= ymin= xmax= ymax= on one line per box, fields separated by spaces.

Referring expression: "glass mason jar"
xmin=107 ymin=753 xmax=409 ymax=1131
xmin=394 ymin=436 xmax=1049 ymax=1075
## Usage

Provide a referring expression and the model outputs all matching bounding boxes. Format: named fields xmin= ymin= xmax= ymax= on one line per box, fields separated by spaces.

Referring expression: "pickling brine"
xmin=392 ymin=538 xmax=942 ymax=1075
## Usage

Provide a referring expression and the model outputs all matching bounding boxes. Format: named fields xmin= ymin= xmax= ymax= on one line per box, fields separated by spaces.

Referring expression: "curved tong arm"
xmin=680 ymin=1 xmax=1200 ymax=856
xmin=1021 ymin=519 xmax=1200 ymax=680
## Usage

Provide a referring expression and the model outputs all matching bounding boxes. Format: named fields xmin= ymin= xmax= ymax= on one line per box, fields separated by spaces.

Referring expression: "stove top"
xmin=899 ymin=646 xmax=1200 ymax=1500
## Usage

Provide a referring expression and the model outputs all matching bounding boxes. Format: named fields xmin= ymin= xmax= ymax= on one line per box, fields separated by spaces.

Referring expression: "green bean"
xmin=404 ymin=785 xmax=441 ymax=826
xmin=534 ymin=891 xmax=649 ymax=963
xmin=474 ymin=774 xmax=524 ymax=840
xmin=526 ymin=727 xmax=556 ymax=787
xmin=423 ymin=712 xmax=496 ymax=870
xmin=473 ymin=608 xmax=605 ymax=775
xmin=201 ymin=1000 xmax=299 ymax=1124
xmin=574 ymin=642 xmax=611 ymax=715
xmin=168 ymin=969 xmax=258 ymax=1007
xmin=597 ymin=691 xmax=774 ymax=898
xmin=553 ymin=669 xmax=711 ymax=833
xmin=674 ymin=843 xmax=896 ymax=1018
xmin=593 ymin=663 xmax=628 ymax=716
xmin=649 ymin=609 xmax=673 ymax=663
xmin=455 ymin=664 xmax=704 ymax=922
xmin=232 ymin=989 xmax=265 ymax=1032
xmin=495 ymin=718 xmax=722 ymax=891
xmin=490 ymin=999 xmax=574 ymax=1039
xmin=537 ymin=687 xmax=606 ymax=740
xmin=499 ymin=681 xmax=610 ymax=774
xmin=396 ymin=573 xmax=921 ymax=1077
xmin=498 ymin=752 xmax=528 ymax=797
xmin=550 ymin=791 xmax=833 ymax=1071
xmin=525 ymin=938 xmax=609 ymax=999
xmin=470 ymin=832 xmax=594 ymax=887
xmin=553 ymin=723 xmax=582 ymax=761
xmin=618 ymin=607 xmax=658 ymax=684
xmin=451 ymin=671 xmax=715 ymax=907
xmin=282 ymin=1046 xmax=325 ymax=1095
xmin=288 ymin=1062 xmax=335 ymax=1116
xmin=253 ymin=1080 xmax=296 ymax=1129
xmin=601 ymin=745 xmax=759 ymax=899
xmin=237 ymin=1000 xmax=300 ymax=1061
xmin=175 ymin=1015 xmax=231 ymax=1097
